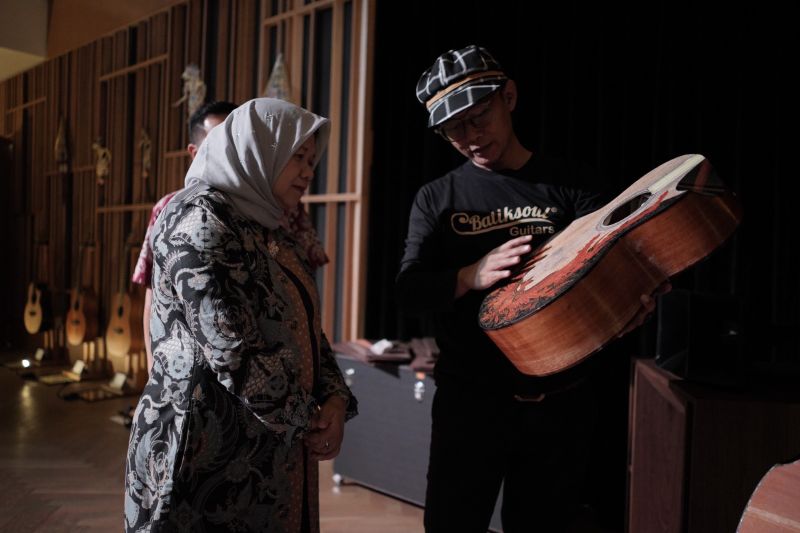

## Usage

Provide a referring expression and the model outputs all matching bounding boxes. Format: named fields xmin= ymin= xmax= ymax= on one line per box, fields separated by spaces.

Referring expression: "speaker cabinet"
xmin=655 ymin=289 xmax=742 ymax=386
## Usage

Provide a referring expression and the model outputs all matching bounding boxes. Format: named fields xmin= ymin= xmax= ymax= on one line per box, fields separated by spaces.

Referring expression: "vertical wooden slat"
xmin=166 ymin=3 xmax=187 ymax=153
xmin=325 ymin=0 xmax=344 ymax=337
xmin=349 ymin=0 xmax=374 ymax=339
xmin=215 ymin=0 xmax=232 ymax=100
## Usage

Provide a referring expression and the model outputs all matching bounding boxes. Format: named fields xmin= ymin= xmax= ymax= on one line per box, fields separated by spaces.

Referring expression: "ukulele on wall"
xmin=479 ymin=154 xmax=742 ymax=376
xmin=24 ymin=243 xmax=54 ymax=335
xmin=105 ymin=242 xmax=145 ymax=357
xmin=66 ymin=244 xmax=99 ymax=346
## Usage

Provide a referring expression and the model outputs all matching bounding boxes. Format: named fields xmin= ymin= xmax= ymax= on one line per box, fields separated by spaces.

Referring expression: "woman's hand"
xmin=305 ymin=395 xmax=347 ymax=461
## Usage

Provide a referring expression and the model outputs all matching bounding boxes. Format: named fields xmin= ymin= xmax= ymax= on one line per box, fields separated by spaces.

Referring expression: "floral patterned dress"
xmin=124 ymin=188 xmax=356 ymax=533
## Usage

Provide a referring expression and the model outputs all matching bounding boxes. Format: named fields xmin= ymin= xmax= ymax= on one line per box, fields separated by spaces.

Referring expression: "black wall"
xmin=365 ymin=1 xmax=800 ymax=377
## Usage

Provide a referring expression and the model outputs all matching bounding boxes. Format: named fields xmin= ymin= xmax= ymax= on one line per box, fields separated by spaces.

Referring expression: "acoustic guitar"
xmin=738 ymin=458 xmax=800 ymax=532
xmin=479 ymin=154 xmax=742 ymax=376
xmin=105 ymin=243 xmax=144 ymax=357
xmin=66 ymin=244 xmax=99 ymax=346
xmin=24 ymin=244 xmax=54 ymax=335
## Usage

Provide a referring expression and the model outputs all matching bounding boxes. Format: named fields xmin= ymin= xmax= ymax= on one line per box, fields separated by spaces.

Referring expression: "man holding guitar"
xmin=398 ymin=45 xmax=662 ymax=532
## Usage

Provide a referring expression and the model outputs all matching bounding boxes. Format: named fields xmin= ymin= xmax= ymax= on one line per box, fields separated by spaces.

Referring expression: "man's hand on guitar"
xmin=455 ymin=235 xmax=533 ymax=299
xmin=618 ymin=282 xmax=672 ymax=337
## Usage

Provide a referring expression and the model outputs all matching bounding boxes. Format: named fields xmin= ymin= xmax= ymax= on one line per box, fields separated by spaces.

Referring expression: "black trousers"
xmin=423 ymin=379 xmax=599 ymax=533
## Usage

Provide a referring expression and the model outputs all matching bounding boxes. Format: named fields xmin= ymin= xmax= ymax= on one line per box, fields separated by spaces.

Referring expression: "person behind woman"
xmin=124 ymin=98 xmax=357 ymax=533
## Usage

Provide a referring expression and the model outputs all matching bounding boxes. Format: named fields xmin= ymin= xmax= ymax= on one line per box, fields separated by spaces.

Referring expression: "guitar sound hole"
xmin=602 ymin=192 xmax=652 ymax=226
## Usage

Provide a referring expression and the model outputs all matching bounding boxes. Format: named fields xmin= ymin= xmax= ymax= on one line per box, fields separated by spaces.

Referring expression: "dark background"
xmin=363 ymin=3 xmax=799 ymax=526
xmin=366 ymin=0 xmax=799 ymax=375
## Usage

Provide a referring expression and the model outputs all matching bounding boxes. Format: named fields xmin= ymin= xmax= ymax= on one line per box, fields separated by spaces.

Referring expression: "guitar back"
xmin=479 ymin=154 xmax=742 ymax=376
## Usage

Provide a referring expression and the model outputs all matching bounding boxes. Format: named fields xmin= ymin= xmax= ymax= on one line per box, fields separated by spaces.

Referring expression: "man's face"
xmin=187 ymin=114 xmax=228 ymax=160
xmin=438 ymin=83 xmax=517 ymax=170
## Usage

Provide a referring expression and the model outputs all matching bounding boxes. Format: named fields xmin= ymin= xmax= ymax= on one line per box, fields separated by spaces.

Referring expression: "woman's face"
xmin=272 ymin=135 xmax=317 ymax=210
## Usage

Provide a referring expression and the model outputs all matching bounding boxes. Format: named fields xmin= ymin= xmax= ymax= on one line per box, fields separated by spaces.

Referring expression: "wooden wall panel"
xmin=149 ymin=12 xmax=170 ymax=57
xmin=134 ymin=64 xmax=165 ymax=204
xmin=0 ymin=0 xmax=375 ymax=348
xmin=71 ymin=44 xmax=100 ymax=169
xmin=231 ymin=0 xmax=260 ymax=104
xmin=213 ymin=0 xmax=233 ymax=100
xmin=161 ymin=155 xmax=189 ymax=198
xmin=186 ymin=0 xmax=205 ymax=71
xmin=165 ymin=4 xmax=188 ymax=151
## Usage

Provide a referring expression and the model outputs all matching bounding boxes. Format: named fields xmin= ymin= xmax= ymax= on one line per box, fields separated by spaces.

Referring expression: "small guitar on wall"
xmin=105 ymin=242 xmax=144 ymax=357
xmin=66 ymin=244 xmax=99 ymax=346
xmin=24 ymin=243 xmax=54 ymax=335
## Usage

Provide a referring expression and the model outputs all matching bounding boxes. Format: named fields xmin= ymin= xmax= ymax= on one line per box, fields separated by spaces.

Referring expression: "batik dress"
xmin=124 ymin=188 xmax=356 ymax=533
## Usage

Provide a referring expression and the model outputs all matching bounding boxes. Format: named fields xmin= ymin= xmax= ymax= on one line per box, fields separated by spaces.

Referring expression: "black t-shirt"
xmin=397 ymin=155 xmax=608 ymax=394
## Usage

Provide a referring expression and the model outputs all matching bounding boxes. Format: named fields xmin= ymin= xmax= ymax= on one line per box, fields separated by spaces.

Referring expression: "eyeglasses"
xmin=435 ymin=91 xmax=498 ymax=142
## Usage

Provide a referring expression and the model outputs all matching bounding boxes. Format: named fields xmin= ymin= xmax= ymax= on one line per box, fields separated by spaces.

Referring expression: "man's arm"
xmin=395 ymin=187 xmax=458 ymax=314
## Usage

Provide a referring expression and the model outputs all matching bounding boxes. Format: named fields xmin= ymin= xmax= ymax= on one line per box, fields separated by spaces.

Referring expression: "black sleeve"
xmin=573 ymin=186 xmax=607 ymax=218
xmin=562 ymin=160 xmax=609 ymax=218
xmin=395 ymin=186 xmax=459 ymax=315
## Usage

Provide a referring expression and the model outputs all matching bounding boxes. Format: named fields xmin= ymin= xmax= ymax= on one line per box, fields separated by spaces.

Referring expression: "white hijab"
xmin=171 ymin=97 xmax=330 ymax=229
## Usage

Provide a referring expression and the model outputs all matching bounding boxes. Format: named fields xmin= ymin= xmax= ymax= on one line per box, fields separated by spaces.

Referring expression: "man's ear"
xmin=187 ymin=143 xmax=198 ymax=160
xmin=502 ymin=80 xmax=518 ymax=112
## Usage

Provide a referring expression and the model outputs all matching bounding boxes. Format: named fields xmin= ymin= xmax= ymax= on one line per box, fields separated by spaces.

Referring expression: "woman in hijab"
xmin=124 ymin=98 xmax=357 ymax=533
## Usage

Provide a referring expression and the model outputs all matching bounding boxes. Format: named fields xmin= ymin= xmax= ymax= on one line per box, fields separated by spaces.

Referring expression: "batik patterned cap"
xmin=416 ymin=45 xmax=508 ymax=128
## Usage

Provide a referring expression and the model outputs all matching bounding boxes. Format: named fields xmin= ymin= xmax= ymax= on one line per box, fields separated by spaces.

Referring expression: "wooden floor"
xmin=0 ymin=351 xmax=424 ymax=533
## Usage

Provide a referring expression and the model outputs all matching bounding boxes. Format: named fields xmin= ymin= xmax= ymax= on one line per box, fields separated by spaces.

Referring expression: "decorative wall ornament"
xmin=139 ymin=129 xmax=152 ymax=181
xmin=91 ymin=138 xmax=111 ymax=185
xmin=54 ymin=116 xmax=70 ymax=173
xmin=172 ymin=64 xmax=206 ymax=117
xmin=263 ymin=53 xmax=293 ymax=102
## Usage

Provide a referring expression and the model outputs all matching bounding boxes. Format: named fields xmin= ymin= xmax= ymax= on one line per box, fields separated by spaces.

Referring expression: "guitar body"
xmin=479 ymin=154 xmax=742 ymax=376
xmin=105 ymin=288 xmax=144 ymax=357
xmin=24 ymin=281 xmax=53 ymax=335
xmin=66 ymin=287 xmax=99 ymax=346
xmin=738 ymin=459 xmax=800 ymax=532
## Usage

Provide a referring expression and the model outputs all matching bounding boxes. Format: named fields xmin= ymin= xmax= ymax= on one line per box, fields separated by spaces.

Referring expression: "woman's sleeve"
xmin=167 ymin=202 xmax=316 ymax=443
xmin=316 ymin=333 xmax=358 ymax=421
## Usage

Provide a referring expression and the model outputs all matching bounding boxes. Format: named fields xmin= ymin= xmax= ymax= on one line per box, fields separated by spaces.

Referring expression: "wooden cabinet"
xmin=627 ymin=359 xmax=800 ymax=533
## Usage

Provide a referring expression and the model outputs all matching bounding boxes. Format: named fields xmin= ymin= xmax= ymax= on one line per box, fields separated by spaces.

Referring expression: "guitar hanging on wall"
xmin=479 ymin=154 xmax=742 ymax=376
xmin=66 ymin=244 xmax=99 ymax=346
xmin=24 ymin=243 xmax=54 ymax=335
xmin=105 ymin=241 xmax=144 ymax=357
